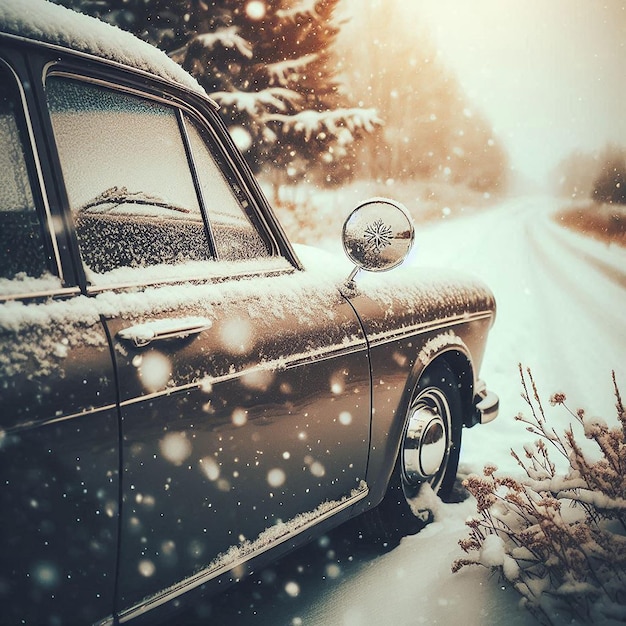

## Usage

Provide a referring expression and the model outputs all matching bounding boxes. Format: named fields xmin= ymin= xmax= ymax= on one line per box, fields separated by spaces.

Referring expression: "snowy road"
xmin=180 ymin=196 xmax=626 ymax=625
xmin=418 ymin=195 xmax=626 ymax=475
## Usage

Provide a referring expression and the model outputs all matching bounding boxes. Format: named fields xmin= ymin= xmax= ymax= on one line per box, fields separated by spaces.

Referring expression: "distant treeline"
xmin=552 ymin=144 xmax=626 ymax=205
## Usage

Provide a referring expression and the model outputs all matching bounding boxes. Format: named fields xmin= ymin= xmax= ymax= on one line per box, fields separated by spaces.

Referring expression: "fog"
xmin=338 ymin=0 xmax=626 ymax=186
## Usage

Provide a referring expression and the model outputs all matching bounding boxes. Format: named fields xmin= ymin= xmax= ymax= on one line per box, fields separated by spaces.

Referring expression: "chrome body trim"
xmin=3 ymin=402 xmax=118 ymax=435
xmin=0 ymin=285 xmax=81 ymax=303
xmin=367 ymin=311 xmax=494 ymax=348
xmin=116 ymin=339 xmax=368 ymax=409
xmin=113 ymin=312 xmax=492 ymax=409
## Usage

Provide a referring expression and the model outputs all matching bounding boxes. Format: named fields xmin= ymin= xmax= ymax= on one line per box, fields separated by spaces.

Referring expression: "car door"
xmin=44 ymin=69 xmax=371 ymax=616
xmin=0 ymin=54 xmax=119 ymax=626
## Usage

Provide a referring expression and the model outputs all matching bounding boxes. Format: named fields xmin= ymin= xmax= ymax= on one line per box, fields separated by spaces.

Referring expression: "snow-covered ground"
xmin=423 ymin=196 xmax=626 ymax=477
xmin=182 ymin=195 xmax=625 ymax=625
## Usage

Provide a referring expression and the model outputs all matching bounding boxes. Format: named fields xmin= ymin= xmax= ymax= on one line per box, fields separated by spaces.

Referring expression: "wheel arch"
xmin=405 ymin=341 xmax=477 ymax=432
xmin=358 ymin=348 xmax=473 ymax=539
xmin=363 ymin=342 xmax=476 ymax=510
xmin=431 ymin=348 xmax=476 ymax=429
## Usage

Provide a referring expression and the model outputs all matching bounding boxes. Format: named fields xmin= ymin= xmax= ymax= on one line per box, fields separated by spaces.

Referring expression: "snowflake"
xmin=363 ymin=219 xmax=393 ymax=253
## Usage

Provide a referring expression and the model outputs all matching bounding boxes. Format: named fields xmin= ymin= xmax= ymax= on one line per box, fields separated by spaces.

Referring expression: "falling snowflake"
xmin=136 ymin=351 xmax=171 ymax=393
xmin=159 ymin=432 xmax=192 ymax=466
xmin=138 ymin=559 xmax=156 ymax=577
xmin=267 ymin=468 xmax=286 ymax=487
xmin=285 ymin=581 xmax=300 ymax=597
xmin=363 ymin=219 xmax=393 ymax=253
xmin=338 ymin=411 xmax=352 ymax=426
xmin=245 ymin=0 xmax=266 ymax=20
xmin=33 ymin=562 xmax=60 ymax=589
xmin=199 ymin=456 xmax=220 ymax=481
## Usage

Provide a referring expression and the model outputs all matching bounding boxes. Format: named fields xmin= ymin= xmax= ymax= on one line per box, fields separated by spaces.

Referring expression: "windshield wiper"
xmin=79 ymin=186 xmax=190 ymax=214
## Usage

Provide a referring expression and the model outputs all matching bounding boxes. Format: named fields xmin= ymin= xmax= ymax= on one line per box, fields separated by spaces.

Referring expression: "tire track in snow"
xmin=548 ymin=217 xmax=626 ymax=290
xmin=525 ymin=212 xmax=625 ymax=380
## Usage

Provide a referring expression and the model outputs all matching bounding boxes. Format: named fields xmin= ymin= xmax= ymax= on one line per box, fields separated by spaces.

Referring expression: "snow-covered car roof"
xmin=0 ymin=0 xmax=204 ymax=95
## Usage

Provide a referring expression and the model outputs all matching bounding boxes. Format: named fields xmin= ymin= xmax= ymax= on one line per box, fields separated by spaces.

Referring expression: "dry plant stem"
xmin=454 ymin=367 xmax=626 ymax=626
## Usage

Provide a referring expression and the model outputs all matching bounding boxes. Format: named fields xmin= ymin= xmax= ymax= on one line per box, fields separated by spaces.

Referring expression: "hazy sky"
xmin=408 ymin=1 xmax=626 ymax=184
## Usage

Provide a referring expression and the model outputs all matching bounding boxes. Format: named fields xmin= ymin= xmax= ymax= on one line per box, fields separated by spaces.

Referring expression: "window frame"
xmin=0 ymin=55 xmax=69 ymax=302
xmin=43 ymin=65 xmax=286 ymax=293
xmin=181 ymin=110 xmax=276 ymax=262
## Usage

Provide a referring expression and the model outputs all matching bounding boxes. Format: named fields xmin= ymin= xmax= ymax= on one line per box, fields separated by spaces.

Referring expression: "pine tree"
xmin=53 ymin=0 xmax=380 ymax=196
xmin=234 ymin=0 xmax=381 ymax=191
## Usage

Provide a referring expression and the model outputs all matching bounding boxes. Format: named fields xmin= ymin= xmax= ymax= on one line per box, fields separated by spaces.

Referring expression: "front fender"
xmin=344 ymin=267 xmax=496 ymax=506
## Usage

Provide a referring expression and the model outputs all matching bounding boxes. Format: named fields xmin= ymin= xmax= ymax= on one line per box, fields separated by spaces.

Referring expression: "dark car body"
xmin=0 ymin=2 xmax=498 ymax=624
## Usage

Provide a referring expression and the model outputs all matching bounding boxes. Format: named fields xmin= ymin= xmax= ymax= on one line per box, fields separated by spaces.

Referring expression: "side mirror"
xmin=342 ymin=197 xmax=414 ymax=285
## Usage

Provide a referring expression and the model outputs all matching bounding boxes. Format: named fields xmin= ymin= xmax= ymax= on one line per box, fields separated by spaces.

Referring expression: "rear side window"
xmin=0 ymin=63 xmax=47 ymax=283
xmin=46 ymin=76 xmax=273 ymax=286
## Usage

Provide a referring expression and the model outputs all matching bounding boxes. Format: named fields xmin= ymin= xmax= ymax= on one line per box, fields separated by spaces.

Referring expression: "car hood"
xmin=293 ymin=243 xmax=496 ymax=337
xmin=348 ymin=266 xmax=496 ymax=335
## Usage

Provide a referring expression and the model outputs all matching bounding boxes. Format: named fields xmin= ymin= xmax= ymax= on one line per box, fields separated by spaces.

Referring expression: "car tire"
xmin=363 ymin=361 xmax=462 ymax=545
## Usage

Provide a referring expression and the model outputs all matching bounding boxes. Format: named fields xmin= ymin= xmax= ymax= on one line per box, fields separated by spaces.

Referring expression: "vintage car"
xmin=0 ymin=1 xmax=498 ymax=624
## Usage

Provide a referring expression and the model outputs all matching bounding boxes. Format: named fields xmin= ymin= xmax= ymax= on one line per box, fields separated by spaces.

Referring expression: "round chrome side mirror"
xmin=342 ymin=197 xmax=414 ymax=284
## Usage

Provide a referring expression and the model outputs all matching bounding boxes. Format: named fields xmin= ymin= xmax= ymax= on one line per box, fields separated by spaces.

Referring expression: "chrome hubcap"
xmin=402 ymin=388 xmax=450 ymax=487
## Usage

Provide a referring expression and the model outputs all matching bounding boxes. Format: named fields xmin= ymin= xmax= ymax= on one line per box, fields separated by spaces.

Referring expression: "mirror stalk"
xmin=346 ymin=266 xmax=360 ymax=289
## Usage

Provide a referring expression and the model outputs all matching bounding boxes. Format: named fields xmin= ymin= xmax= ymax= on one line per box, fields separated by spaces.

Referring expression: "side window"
xmin=0 ymin=63 xmax=48 ymax=283
xmin=46 ymin=77 xmax=213 ymax=283
xmin=184 ymin=115 xmax=271 ymax=261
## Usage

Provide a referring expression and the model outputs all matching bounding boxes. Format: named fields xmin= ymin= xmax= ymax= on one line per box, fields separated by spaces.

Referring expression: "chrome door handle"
xmin=117 ymin=316 xmax=213 ymax=347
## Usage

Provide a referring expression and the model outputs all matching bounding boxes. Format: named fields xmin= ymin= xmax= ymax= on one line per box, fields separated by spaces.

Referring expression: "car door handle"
xmin=117 ymin=316 xmax=213 ymax=347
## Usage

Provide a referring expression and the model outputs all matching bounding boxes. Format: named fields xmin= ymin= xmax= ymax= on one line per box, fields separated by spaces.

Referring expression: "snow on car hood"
xmin=358 ymin=266 xmax=496 ymax=319
xmin=0 ymin=0 xmax=203 ymax=94
xmin=294 ymin=242 xmax=496 ymax=331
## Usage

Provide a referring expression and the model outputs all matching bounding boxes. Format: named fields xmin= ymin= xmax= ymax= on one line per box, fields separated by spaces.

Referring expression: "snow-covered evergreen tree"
xmin=53 ymin=0 xmax=380 ymax=194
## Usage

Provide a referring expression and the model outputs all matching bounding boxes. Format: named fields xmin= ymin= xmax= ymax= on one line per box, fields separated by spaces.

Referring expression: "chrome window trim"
xmin=179 ymin=110 xmax=275 ymax=262
xmin=176 ymin=107 xmax=281 ymax=261
xmin=176 ymin=107 xmax=219 ymax=258
xmin=0 ymin=285 xmax=80 ymax=303
xmin=83 ymin=265 xmax=295 ymax=295
xmin=0 ymin=58 xmax=64 ymax=285
xmin=117 ymin=482 xmax=369 ymax=623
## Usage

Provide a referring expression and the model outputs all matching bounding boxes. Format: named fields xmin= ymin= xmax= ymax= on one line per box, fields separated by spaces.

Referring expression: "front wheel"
xmin=365 ymin=361 xmax=462 ymax=543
